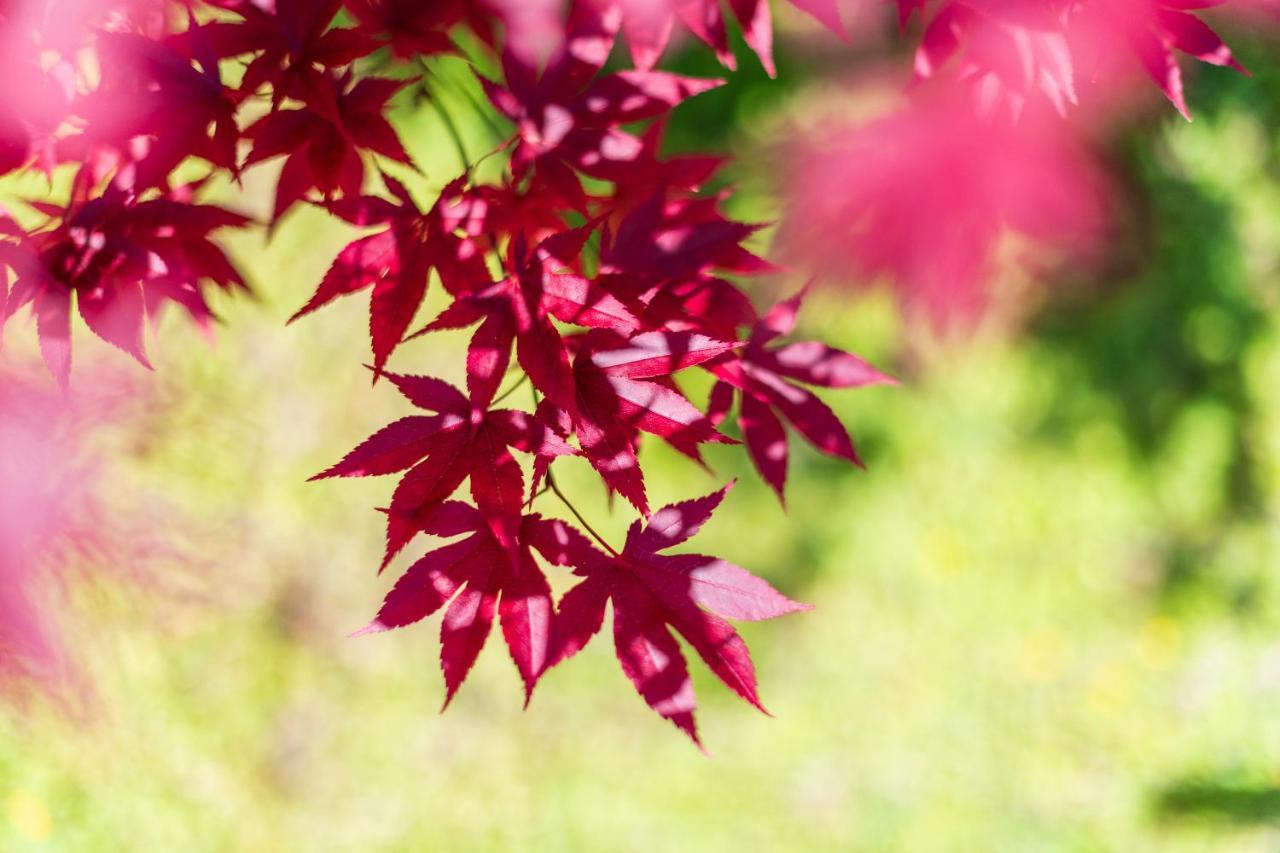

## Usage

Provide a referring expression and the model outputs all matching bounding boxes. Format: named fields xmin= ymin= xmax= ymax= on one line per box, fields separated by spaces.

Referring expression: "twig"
xmin=420 ymin=62 xmax=472 ymax=170
xmin=545 ymin=468 xmax=619 ymax=557
xmin=524 ymin=483 xmax=551 ymax=510
xmin=451 ymin=69 xmax=515 ymax=143
xmin=527 ymin=387 xmax=617 ymax=556
xmin=491 ymin=373 xmax=530 ymax=406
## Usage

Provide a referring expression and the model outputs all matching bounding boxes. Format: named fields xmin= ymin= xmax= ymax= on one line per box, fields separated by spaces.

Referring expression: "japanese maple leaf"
xmin=0 ymin=1 xmax=86 ymax=177
xmin=601 ymin=272 xmax=757 ymax=343
xmin=780 ymin=92 xmax=1104 ymax=326
xmin=72 ymin=24 xmax=240 ymax=190
xmin=566 ymin=329 xmax=739 ymax=515
xmin=604 ymin=119 xmax=725 ymax=219
xmin=705 ymin=287 xmax=893 ymax=501
xmin=893 ymin=0 xmax=928 ymax=30
xmin=0 ymin=177 xmax=248 ymax=384
xmin=312 ymin=371 xmax=574 ymax=569
xmin=289 ymin=175 xmax=490 ymax=374
xmin=243 ymin=69 xmax=412 ymax=222
xmin=356 ymin=502 xmax=559 ymax=704
xmin=913 ymin=0 xmax=1247 ymax=120
xmin=470 ymin=174 xmax=579 ymax=247
xmin=530 ymin=483 xmax=809 ymax=746
xmin=0 ymin=125 xmax=26 ymax=177
xmin=416 ymin=230 xmax=641 ymax=416
xmin=482 ymin=8 xmax=722 ymax=207
xmin=1127 ymin=0 xmax=1249 ymax=119
xmin=602 ymin=192 xmax=773 ymax=282
xmin=588 ymin=0 xmax=845 ymax=76
xmin=0 ymin=56 xmax=71 ymax=178
xmin=913 ymin=2 xmax=1079 ymax=118
xmin=1 ymin=0 xmax=160 ymax=53
xmin=344 ymin=0 xmax=460 ymax=59
xmin=201 ymin=0 xmax=376 ymax=99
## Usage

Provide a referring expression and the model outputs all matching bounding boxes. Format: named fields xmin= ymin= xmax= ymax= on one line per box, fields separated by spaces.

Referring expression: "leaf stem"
xmin=491 ymin=373 xmax=530 ymax=406
xmin=525 ymin=483 xmax=551 ymax=508
xmin=530 ymin=386 xmax=617 ymax=555
xmin=420 ymin=62 xmax=472 ymax=170
xmin=450 ymin=69 xmax=514 ymax=144
xmin=545 ymin=468 xmax=620 ymax=557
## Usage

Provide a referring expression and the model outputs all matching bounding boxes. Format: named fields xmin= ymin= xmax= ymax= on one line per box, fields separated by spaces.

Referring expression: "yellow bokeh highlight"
xmin=1015 ymin=629 xmax=1068 ymax=684
xmin=1138 ymin=617 xmax=1181 ymax=671
xmin=6 ymin=791 xmax=52 ymax=842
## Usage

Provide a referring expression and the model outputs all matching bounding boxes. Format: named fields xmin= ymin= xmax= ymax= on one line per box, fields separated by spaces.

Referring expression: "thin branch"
xmin=491 ymin=373 xmax=530 ymax=406
xmin=527 ymin=387 xmax=618 ymax=556
xmin=545 ymin=468 xmax=619 ymax=557
xmin=524 ymin=483 xmax=551 ymax=510
xmin=450 ymin=69 xmax=514 ymax=143
xmin=420 ymin=62 xmax=471 ymax=170
xmin=432 ymin=97 xmax=472 ymax=172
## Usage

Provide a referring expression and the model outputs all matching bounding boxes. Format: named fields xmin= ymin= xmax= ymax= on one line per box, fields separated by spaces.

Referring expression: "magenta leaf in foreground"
xmin=531 ymin=484 xmax=809 ymax=746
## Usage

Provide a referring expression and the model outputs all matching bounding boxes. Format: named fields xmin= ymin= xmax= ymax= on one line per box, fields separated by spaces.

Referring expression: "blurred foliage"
xmin=0 ymin=12 xmax=1278 ymax=853
xmin=1029 ymin=30 xmax=1280 ymax=618
xmin=1156 ymin=777 xmax=1280 ymax=827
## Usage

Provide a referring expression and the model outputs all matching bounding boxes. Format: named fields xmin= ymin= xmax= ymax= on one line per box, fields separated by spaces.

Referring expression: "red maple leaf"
xmin=415 ymin=229 xmax=640 ymax=415
xmin=482 ymin=8 xmax=722 ymax=208
xmin=599 ymin=271 xmax=757 ymax=343
xmin=705 ymin=286 xmax=893 ymax=500
xmin=356 ymin=501 xmax=559 ymax=704
xmin=892 ymin=0 xmax=928 ymax=30
xmin=531 ymin=483 xmax=809 ymax=746
xmin=289 ymin=175 xmax=491 ymax=374
xmin=1131 ymin=0 xmax=1249 ymax=119
xmin=243 ymin=69 xmax=412 ymax=222
xmin=589 ymin=0 xmax=846 ymax=76
xmin=344 ymin=0 xmax=462 ymax=59
xmin=602 ymin=192 xmax=773 ymax=282
xmin=313 ymin=370 xmax=574 ymax=569
xmin=73 ymin=23 xmax=240 ymax=190
xmin=565 ymin=329 xmax=739 ymax=515
xmin=201 ymin=0 xmax=377 ymax=99
xmin=0 ymin=175 xmax=248 ymax=384
xmin=913 ymin=2 xmax=1080 ymax=118
xmin=780 ymin=92 xmax=1105 ymax=325
xmin=469 ymin=176 xmax=574 ymax=246
xmin=911 ymin=0 xmax=1247 ymax=120
xmin=603 ymin=119 xmax=725 ymax=219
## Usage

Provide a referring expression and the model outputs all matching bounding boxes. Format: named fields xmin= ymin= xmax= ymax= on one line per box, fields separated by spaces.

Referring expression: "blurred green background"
xmin=4 ymin=11 xmax=1280 ymax=852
